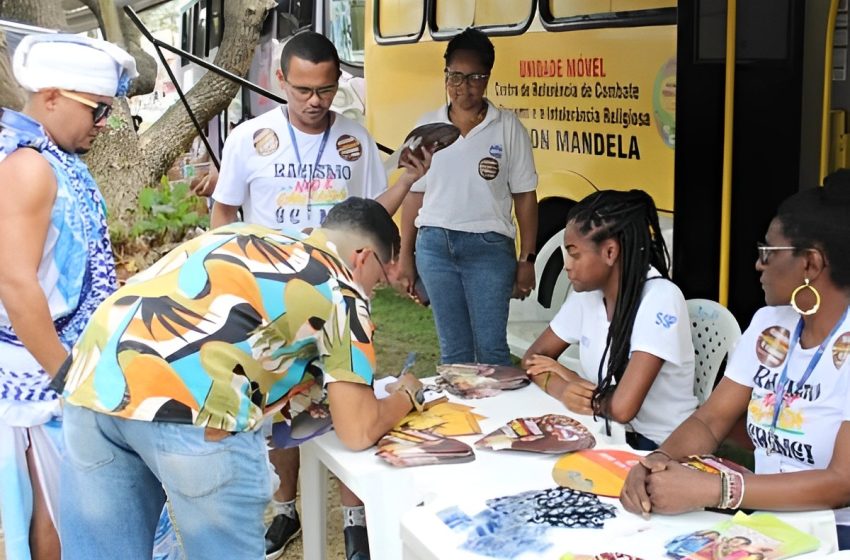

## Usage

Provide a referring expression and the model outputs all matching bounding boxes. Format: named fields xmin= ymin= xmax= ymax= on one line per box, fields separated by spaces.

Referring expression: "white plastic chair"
xmin=686 ymin=299 xmax=742 ymax=404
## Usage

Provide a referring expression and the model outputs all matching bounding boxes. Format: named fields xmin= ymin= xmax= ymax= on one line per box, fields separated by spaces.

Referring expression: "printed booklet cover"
xmin=664 ymin=511 xmax=820 ymax=559
xmin=552 ymin=449 xmax=642 ymax=497
xmin=435 ymin=363 xmax=530 ymax=399
xmin=475 ymin=414 xmax=596 ymax=454
xmin=376 ymin=428 xmax=475 ymax=467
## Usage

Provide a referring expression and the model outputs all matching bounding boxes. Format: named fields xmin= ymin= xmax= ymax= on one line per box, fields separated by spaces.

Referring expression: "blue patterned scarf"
xmin=0 ymin=108 xmax=117 ymax=401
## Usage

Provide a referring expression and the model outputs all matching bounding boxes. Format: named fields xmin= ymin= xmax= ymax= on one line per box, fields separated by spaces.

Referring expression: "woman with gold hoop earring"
xmin=620 ymin=172 xmax=850 ymax=551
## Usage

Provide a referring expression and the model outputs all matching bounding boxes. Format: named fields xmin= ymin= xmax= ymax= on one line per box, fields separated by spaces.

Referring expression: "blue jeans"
xmin=416 ymin=226 xmax=517 ymax=365
xmin=60 ymin=405 xmax=271 ymax=559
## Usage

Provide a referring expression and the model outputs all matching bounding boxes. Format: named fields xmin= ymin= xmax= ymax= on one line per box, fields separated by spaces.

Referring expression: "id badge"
xmin=755 ymin=447 xmax=781 ymax=473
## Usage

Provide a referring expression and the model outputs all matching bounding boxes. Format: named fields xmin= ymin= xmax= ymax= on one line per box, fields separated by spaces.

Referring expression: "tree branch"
xmin=79 ymin=0 xmax=156 ymax=96
xmin=139 ymin=0 xmax=275 ymax=180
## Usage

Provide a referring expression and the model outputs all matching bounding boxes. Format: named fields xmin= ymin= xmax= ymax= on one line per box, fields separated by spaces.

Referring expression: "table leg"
xmin=299 ymin=442 xmax=329 ymax=560
xmin=361 ymin=475 xmax=418 ymax=560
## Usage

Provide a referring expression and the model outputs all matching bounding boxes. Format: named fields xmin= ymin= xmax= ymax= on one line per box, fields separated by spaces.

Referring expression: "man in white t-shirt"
xmin=211 ymin=32 xmax=430 ymax=560
xmin=211 ymin=35 xmax=426 ymax=230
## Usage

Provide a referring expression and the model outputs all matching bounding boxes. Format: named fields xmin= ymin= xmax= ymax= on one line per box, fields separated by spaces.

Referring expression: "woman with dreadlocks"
xmin=522 ymin=189 xmax=698 ymax=451
xmin=620 ymin=176 xmax=850 ymax=549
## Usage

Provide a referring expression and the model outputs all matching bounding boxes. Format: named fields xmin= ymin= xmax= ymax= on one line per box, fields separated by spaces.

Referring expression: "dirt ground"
xmin=0 ymin=477 xmax=347 ymax=559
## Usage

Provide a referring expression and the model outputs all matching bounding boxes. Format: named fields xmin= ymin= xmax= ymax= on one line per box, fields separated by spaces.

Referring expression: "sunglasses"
xmin=444 ymin=70 xmax=490 ymax=87
xmin=756 ymin=243 xmax=797 ymax=265
xmin=58 ymin=89 xmax=112 ymax=122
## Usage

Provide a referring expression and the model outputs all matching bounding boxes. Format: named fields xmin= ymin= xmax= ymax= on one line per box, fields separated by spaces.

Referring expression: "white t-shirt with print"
xmin=725 ymin=305 xmax=850 ymax=474
xmin=549 ymin=269 xmax=698 ymax=445
xmin=410 ymin=101 xmax=538 ymax=239
xmin=213 ymin=108 xmax=387 ymax=229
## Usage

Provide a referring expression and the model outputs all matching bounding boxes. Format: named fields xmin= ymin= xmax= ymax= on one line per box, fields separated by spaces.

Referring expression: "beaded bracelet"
xmin=728 ymin=470 xmax=745 ymax=509
xmin=716 ymin=470 xmax=745 ymax=509
xmin=717 ymin=470 xmax=730 ymax=509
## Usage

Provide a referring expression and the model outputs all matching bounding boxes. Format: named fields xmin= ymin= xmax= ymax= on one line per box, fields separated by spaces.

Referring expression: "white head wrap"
xmin=13 ymin=34 xmax=139 ymax=97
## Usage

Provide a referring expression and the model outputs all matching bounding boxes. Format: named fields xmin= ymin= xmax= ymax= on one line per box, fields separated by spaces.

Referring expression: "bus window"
xmin=432 ymin=0 xmax=533 ymax=36
xmin=611 ymin=0 xmax=676 ymax=10
xmin=329 ymin=0 xmax=365 ymax=65
xmin=209 ymin=0 xmax=223 ymax=50
xmin=375 ymin=0 xmax=425 ymax=41
xmin=275 ymin=0 xmax=313 ymax=40
xmin=181 ymin=10 xmax=192 ymax=66
xmin=542 ymin=0 xmax=675 ymax=28
xmin=193 ymin=0 xmax=207 ymax=57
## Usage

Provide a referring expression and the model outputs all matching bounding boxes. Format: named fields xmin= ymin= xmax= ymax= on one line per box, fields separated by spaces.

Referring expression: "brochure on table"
xmin=400 ymin=493 xmax=840 ymax=560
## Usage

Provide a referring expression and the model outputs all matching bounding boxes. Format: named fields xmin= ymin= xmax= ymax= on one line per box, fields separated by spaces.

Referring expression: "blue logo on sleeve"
xmin=655 ymin=313 xmax=678 ymax=328
xmin=489 ymin=144 xmax=503 ymax=159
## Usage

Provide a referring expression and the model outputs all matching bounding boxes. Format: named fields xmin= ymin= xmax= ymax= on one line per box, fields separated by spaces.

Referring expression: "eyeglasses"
xmin=357 ymin=248 xmax=391 ymax=286
xmin=371 ymin=251 xmax=391 ymax=286
xmin=444 ymin=70 xmax=490 ymax=87
xmin=58 ymin=89 xmax=112 ymax=122
xmin=756 ymin=243 xmax=797 ymax=265
xmin=283 ymin=79 xmax=338 ymax=100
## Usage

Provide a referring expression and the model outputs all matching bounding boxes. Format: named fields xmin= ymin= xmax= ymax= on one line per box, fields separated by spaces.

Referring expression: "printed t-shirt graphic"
xmin=725 ymin=305 xmax=850 ymax=471
xmin=213 ymin=108 xmax=386 ymax=230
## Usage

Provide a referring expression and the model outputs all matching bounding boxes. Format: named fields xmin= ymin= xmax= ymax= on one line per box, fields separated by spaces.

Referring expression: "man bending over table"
xmin=55 ymin=197 xmax=424 ymax=559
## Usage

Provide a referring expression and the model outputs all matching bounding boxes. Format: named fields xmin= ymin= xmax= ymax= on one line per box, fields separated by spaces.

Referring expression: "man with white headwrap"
xmin=0 ymin=33 xmax=136 ymax=560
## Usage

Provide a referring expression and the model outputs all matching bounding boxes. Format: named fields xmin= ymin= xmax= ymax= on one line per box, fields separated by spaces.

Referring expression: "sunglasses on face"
xmin=444 ymin=70 xmax=490 ymax=87
xmin=58 ymin=89 xmax=112 ymax=123
xmin=756 ymin=242 xmax=797 ymax=265
xmin=283 ymin=79 xmax=338 ymax=101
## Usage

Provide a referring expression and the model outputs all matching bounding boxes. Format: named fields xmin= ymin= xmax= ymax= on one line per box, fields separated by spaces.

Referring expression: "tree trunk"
xmin=0 ymin=0 xmax=66 ymax=29
xmin=88 ymin=0 xmax=275 ymax=230
xmin=0 ymin=29 xmax=24 ymax=110
xmin=0 ymin=0 xmax=273 ymax=231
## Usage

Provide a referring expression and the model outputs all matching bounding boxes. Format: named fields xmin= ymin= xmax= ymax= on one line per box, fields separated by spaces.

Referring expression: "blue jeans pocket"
xmin=63 ymin=406 xmax=115 ymax=472
xmin=158 ymin=427 xmax=235 ymax=499
xmin=478 ymin=231 xmax=515 ymax=257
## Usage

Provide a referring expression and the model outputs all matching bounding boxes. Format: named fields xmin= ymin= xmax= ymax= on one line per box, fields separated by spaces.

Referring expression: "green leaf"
xmin=138 ymin=187 xmax=158 ymax=211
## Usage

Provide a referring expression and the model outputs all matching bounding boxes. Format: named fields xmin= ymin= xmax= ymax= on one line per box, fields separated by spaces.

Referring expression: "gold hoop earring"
xmin=791 ymin=278 xmax=821 ymax=315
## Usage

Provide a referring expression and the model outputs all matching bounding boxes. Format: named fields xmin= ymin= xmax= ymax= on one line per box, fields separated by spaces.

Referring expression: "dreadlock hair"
xmin=565 ymin=189 xmax=670 ymax=420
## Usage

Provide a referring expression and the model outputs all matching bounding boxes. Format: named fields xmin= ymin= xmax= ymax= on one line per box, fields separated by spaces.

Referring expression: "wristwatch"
xmin=402 ymin=385 xmax=425 ymax=412
xmin=520 ymin=253 xmax=536 ymax=263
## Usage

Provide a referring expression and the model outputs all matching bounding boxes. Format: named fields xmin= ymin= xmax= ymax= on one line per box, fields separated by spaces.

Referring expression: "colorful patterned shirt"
xmin=63 ymin=224 xmax=376 ymax=436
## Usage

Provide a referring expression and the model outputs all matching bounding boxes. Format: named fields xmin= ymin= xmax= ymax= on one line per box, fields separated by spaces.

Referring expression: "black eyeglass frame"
xmin=444 ymin=70 xmax=491 ymax=87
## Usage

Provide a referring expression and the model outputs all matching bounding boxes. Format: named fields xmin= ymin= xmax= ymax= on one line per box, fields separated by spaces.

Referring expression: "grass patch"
xmin=370 ymin=287 xmax=440 ymax=378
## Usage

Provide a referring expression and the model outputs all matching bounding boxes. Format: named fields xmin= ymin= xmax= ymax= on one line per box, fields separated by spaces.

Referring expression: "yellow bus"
xmin=348 ymin=0 xmax=843 ymax=350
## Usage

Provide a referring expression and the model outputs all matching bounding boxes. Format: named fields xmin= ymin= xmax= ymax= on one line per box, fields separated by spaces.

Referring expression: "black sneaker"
xmin=343 ymin=525 xmax=370 ymax=560
xmin=265 ymin=512 xmax=301 ymax=560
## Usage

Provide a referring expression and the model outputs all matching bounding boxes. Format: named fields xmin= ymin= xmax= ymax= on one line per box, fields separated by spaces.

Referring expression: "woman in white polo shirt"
xmin=522 ymin=190 xmax=698 ymax=451
xmin=399 ymin=28 xmax=538 ymax=366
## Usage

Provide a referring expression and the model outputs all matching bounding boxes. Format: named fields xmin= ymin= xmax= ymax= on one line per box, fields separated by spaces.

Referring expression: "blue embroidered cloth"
xmin=0 ymin=108 xmax=117 ymax=402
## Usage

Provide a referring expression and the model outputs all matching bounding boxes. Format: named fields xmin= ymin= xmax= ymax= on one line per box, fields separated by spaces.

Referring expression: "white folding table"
xmin=299 ymin=379 xmax=627 ymax=560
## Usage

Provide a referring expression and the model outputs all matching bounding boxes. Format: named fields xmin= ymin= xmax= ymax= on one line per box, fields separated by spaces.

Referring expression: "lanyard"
xmin=285 ymin=109 xmax=331 ymax=220
xmin=768 ymin=306 xmax=849 ymax=443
